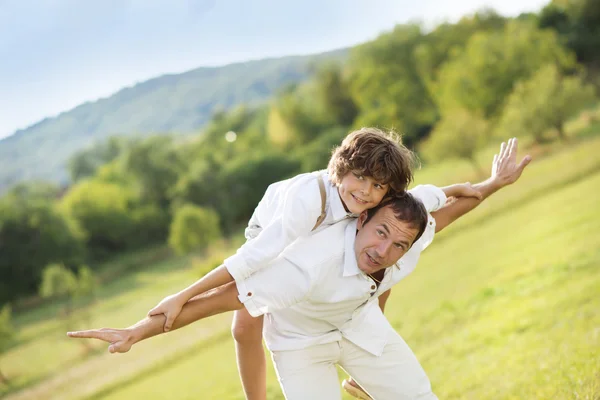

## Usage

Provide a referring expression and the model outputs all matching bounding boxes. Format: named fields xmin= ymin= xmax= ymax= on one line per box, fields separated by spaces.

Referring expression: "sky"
xmin=0 ymin=0 xmax=549 ymax=140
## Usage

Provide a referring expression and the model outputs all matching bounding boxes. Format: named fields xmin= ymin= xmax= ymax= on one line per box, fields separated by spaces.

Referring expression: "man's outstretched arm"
xmin=68 ymin=282 xmax=243 ymax=353
xmin=432 ymin=137 xmax=532 ymax=232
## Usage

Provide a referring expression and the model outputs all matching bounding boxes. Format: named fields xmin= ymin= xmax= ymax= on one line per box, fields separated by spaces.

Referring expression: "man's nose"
xmin=377 ymin=240 xmax=392 ymax=257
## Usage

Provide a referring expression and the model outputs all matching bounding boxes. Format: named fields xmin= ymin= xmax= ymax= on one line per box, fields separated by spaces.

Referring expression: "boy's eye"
xmin=376 ymin=229 xmax=385 ymax=237
xmin=353 ymin=173 xmax=364 ymax=180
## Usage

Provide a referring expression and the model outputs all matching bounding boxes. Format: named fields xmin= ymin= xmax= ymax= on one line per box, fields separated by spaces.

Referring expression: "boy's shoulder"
xmin=263 ymin=170 xmax=328 ymax=203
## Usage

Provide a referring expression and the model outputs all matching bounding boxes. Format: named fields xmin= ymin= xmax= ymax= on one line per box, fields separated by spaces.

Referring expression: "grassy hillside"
xmin=0 ymin=48 xmax=347 ymax=190
xmin=2 ymin=135 xmax=599 ymax=400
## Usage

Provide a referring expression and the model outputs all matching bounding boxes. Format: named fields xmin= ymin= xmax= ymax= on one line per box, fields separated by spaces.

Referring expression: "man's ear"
xmin=357 ymin=211 xmax=368 ymax=230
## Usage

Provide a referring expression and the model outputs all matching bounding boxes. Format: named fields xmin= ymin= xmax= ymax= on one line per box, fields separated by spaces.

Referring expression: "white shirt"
xmin=225 ymin=170 xmax=446 ymax=282
xmin=236 ymin=185 xmax=447 ymax=356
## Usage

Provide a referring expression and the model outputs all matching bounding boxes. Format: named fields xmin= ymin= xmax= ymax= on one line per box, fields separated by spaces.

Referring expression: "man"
xmin=69 ymin=139 xmax=530 ymax=399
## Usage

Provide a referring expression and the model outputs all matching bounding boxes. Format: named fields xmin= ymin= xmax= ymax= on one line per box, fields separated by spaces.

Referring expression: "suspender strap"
xmin=312 ymin=173 xmax=327 ymax=231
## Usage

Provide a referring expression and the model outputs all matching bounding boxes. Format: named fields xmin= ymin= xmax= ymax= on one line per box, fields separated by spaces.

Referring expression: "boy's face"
xmin=338 ymin=171 xmax=389 ymax=214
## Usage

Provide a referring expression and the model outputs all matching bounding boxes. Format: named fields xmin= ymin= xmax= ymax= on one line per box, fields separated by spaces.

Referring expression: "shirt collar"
xmin=343 ymin=219 xmax=361 ymax=277
xmin=325 ymin=172 xmax=353 ymax=221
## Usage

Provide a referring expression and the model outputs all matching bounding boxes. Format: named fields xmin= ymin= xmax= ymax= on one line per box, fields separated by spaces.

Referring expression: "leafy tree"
xmin=122 ymin=136 xmax=186 ymax=209
xmin=59 ymin=180 xmax=139 ymax=258
xmin=0 ymin=196 xmax=85 ymax=303
xmin=169 ymin=205 xmax=222 ymax=255
xmin=216 ymin=152 xmax=301 ymax=231
xmin=348 ymin=24 xmax=437 ymax=146
xmin=415 ymin=9 xmax=506 ymax=90
xmin=68 ymin=136 xmax=132 ymax=183
xmin=39 ymin=264 xmax=97 ymax=350
xmin=498 ymin=64 xmax=596 ymax=142
xmin=539 ymin=0 xmax=600 ymax=67
xmin=0 ymin=305 xmax=14 ymax=384
xmin=435 ymin=20 xmax=576 ymax=120
xmin=313 ymin=63 xmax=358 ymax=127
xmin=421 ymin=109 xmax=490 ymax=176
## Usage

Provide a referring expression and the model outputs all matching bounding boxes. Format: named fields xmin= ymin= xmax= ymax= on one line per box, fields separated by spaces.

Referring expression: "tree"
xmin=313 ymin=63 xmax=358 ymax=127
xmin=0 ymin=305 xmax=14 ymax=384
xmin=539 ymin=0 xmax=600 ymax=67
xmin=0 ymin=196 xmax=85 ymax=303
xmin=498 ymin=64 xmax=596 ymax=142
xmin=59 ymin=180 xmax=139 ymax=258
xmin=39 ymin=263 xmax=78 ymax=315
xmin=169 ymin=205 xmax=222 ymax=255
xmin=348 ymin=24 xmax=438 ymax=146
xmin=435 ymin=20 xmax=576 ymax=120
xmin=421 ymin=109 xmax=490 ymax=176
xmin=68 ymin=136 xmax=132 ymax=183
xmin=122 ymin=136 xmax=186 ymax=209
xmin=39 ymin=264 xmax=97 ymax=350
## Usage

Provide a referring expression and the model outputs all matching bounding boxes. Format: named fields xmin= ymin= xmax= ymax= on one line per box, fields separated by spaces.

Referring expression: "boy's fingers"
xmin=164 ymin=315 xmax=175 ymax=332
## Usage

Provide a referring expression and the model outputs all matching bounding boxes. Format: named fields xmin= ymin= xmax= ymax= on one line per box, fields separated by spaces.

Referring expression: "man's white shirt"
xmin=235 ymin=184 xmax=447 ymax=357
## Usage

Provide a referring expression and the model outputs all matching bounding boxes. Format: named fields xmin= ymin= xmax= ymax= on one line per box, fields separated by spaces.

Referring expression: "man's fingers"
xmin=499 ymin=141 xmax=507 ymax=160
xmin=67 ymin=329 xmax=110 ymax=342
xmin=517 ymin=155 xmax=532 ymax=173
xmin=507 ymin=137 xmax=516 ymax=160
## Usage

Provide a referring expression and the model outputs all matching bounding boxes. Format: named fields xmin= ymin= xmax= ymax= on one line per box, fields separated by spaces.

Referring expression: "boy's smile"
xmin=338 ymin=171 xmax=389 ymax=214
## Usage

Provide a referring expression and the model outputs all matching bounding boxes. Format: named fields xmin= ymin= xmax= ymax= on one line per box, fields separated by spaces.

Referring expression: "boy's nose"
xmin=360 ymin=181 xmax=371 ymax=195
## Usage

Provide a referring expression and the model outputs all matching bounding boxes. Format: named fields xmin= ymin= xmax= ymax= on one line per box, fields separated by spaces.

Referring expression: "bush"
xmin=0 ymin=196 xmax=85 ymax=303
xmin=169 ymin=205 xmax=222 ymax=255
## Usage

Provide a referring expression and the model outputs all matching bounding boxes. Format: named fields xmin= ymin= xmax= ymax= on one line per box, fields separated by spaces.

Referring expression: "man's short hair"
xmin=363 ymin=193 xmax=429 ymax=246
xmin=327 ymin=127 xmax=417 ymax=196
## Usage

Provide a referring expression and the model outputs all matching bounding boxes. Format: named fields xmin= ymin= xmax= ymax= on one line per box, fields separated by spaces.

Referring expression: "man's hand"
xmin=67 ymin=328 xmax=135 ymax=353
xmin=147 ymin=293 xmax=187 ymax=332
xmin=491 ymin=137 xmax=532 ymax=188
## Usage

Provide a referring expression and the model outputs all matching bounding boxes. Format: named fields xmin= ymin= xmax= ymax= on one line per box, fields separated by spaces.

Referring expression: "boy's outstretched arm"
xmin=432 ymin=137 xmax=532 ymax=233
xmin=147 ymin=265 xmax=234 ymax=331
xmin=69 ymin=282 xmax=243 ymax=353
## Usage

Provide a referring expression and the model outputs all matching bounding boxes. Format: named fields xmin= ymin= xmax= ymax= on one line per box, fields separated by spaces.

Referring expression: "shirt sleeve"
xmin=408 ymin=184 xmax=447 ymax=213
xmin=224 ymin=175 xmax=323 ymax=282
xmin=405 ymin=184 xmax=446 ymax=253
xmin=236 ymin=256 xmax=313 ymax=317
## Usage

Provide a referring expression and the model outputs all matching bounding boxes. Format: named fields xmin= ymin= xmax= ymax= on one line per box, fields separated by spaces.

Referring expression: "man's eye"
xmin=376 ymin=230 xmax=384 ymax=237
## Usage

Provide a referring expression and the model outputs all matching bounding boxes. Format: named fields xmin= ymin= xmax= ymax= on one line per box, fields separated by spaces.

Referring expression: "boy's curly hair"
xmin=327 ymin=127 xmax=417 ymax=196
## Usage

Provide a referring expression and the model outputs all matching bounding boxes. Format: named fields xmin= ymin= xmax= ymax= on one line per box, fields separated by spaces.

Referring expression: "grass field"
xmin=2 ymin=134 xmax=600 ymax=400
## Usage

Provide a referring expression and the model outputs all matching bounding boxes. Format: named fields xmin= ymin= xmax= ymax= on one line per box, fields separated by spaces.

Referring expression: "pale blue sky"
xmin=0 ymin=0 xmax=548 ymax=139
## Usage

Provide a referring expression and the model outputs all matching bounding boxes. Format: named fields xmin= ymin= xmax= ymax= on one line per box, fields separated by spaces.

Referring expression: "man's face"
xmin=338 ymin=171 xmax=389 ymax=214
xmin=354 ymin=205 xmax=420 ymax=275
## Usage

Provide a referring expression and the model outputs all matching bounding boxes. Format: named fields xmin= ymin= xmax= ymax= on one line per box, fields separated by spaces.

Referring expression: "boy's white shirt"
xmin=224 ymin=171 xmax=446 ymax=282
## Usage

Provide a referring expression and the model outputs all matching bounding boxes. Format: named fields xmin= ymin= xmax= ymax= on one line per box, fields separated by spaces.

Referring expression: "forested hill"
xmin=0 ymin=48 xmax=348 ymax=190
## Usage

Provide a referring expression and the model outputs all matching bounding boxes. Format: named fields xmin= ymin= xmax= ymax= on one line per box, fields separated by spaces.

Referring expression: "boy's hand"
xmin=67 ymin=327 xmax=134 ymax=353
xmin=147 ymin=293 xmax=186 ymax=332
xmin=452 ymin=183 xmax=482 ymax=199
xmin=443 ymin=183 xmax=483 ymax=200
xmin=491 ymin=137 xmax=532 ymax=188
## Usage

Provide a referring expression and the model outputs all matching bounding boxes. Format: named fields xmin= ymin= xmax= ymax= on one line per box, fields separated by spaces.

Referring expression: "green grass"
xmin=2 ymin=134 xmax=600 ymax=399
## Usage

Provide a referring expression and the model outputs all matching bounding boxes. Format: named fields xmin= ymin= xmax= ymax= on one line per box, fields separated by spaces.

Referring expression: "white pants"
xmin=270 ymin=330 xmax=437 ymax=400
